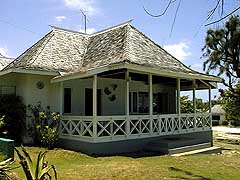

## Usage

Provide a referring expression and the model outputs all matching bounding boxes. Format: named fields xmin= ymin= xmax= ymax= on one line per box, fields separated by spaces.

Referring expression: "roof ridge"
xmin=50 ymin=25 xmax=88 ymax=36
xmin=89 ymin=20 xmax=133 ymax=37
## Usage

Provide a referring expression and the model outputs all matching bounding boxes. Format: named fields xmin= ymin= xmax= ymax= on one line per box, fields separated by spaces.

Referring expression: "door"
xmin=85 ymin=88 xmax=101 ymax=116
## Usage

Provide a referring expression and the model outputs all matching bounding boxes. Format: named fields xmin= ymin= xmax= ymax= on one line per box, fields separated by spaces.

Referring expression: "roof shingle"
xmin=2 ymin=22 xmax=219 ymax=80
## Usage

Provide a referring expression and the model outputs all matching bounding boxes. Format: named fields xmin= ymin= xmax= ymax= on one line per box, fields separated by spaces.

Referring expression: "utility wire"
xmin=0 ymin=19 xmax=42 ymax=36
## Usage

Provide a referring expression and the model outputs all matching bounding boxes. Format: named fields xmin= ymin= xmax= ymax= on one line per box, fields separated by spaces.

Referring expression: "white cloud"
xmin=55 ymin=16 xmax=67 ymax=22
xmin=0 ymin=46 xmax=9 ymax=57
xmin=79 ymin=27 xmax=96 ymax=34
xmin=63 ymin=0 xmax=99 ymax=16
xmin=163 ymin=42 xmax=191 ymax=61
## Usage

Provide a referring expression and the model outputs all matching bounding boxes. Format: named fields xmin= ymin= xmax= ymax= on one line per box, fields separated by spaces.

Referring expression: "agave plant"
xmin=0 ymin=158 xmax=17 ymax=180
xmin=15 ymin=146 xmax=57 ymax=180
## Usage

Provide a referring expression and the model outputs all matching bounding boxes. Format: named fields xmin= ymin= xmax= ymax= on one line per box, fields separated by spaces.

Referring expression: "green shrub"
xmin=222 ymin=120 xmax=228 ymax=126
xmin=212 ymin=120 xmax=219 ymax=126
xmin=0 ymin=95 xmax=26 ymax=142
xmin=28 ymin=103 xmax=60 ymax=149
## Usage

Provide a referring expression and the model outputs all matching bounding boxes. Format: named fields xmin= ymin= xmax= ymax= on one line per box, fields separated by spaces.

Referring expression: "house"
xmin=0 ymin=21 xmax=222 ymax=154
xmin=211 ymin=104 xmax=226 ymax=125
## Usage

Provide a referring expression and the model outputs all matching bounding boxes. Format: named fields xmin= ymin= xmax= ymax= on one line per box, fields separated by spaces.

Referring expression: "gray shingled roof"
xmin=2 ymin=22 xmax=218 ymax=80
xmin=211 ymin=104 xmax=225 ymax=114
xmin=0 ymin=53 xmax=14 ymax=71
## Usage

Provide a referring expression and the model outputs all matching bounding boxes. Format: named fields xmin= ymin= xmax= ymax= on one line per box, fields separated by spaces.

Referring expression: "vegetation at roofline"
xmin=0 ymin=95 xmax=26 ymax=142
xmin=28 ymin=103 xmax=60 ymax=149
xmin=15 ymin=146 xmax=57 ymax=180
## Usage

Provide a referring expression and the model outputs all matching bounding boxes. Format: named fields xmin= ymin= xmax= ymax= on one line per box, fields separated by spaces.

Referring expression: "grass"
xmin=5 ymin=142 xmax=240 ymax=180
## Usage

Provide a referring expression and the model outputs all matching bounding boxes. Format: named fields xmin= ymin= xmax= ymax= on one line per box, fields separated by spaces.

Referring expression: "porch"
xmin=57 ymin=68 xmax=214 ymax=145
xmin=60 ymin=113 xmax=211 ymax=143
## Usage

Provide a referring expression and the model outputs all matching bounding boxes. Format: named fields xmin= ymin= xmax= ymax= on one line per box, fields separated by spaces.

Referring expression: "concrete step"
xmin=171 ymin=146 xmax=222 ymax=157
xmin=168 ymin=142 xmax=212 ymax=155
xmin=145 ymin=142 xmax=212 ymax=154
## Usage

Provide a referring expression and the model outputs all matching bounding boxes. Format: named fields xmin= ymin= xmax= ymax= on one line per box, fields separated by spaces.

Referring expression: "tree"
xmin=221 ymin=85 xmax=240 ymax=125
xmin=202 ymin=15 xmax=240 ymax=97
xmin=180 ymin=96 xmax=208 ymax=113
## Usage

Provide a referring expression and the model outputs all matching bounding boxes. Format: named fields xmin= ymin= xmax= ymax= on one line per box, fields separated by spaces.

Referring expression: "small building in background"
xmin=211 ymin=104 xmax=225 ymax=125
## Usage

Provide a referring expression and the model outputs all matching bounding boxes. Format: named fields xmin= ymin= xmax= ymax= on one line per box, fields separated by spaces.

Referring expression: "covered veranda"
xmin=52 ymin=64 xmax=220 ymax=144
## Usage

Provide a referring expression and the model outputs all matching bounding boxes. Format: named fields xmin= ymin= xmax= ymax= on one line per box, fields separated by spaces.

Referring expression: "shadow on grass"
xmin=91 ymin=150 xmax=165 ymax=158
xmin=169 ymin=167 xmax=213 ymax=180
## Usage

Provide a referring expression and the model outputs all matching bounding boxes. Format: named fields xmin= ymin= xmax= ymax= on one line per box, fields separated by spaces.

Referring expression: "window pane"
xmin=129 ymin=92 xmax=132 ymax=112
xmin=138 ymin=92 xmax=148 ymax=113
xmin=133 ymin=92 xmax=137 ymax=112
xmin=64 ymin=88 xmax=71 ymax=113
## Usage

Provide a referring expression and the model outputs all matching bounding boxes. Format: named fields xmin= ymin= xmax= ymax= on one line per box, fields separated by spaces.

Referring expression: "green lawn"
xmin=4 ymin=143 xmax=240 ymax=180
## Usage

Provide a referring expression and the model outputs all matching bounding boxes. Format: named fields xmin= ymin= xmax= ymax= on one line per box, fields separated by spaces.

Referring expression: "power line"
xmin=0 ymin=19 xmax=42 ymax=36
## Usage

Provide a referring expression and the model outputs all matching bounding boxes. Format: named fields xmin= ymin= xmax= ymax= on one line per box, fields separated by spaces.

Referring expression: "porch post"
xmin=126 ymin=70 xmax=129 ymax=116
xmin=192 ymin=80 xmax=196 ymax=113
xmin=149 ymin=74 xmax=153 ymax=134
xmin=93 ymin=75 xmax=97 ymax=140
xmin=209 ymin=86 xmax=212 ymax=128
xmin=59 ymin=82 xmax=63 ymax=115
xmin=209 ymin=86 xmax=212 ymax=113
xmin=125 ymin=70 xmax=130 ymax=136
xmin=192 ymin=80 xmax=196 ymax=128
xmin=177 ymin=78 xmax=181 ymax=115
xmin=177 ymin=78 xmax=181 ymax=131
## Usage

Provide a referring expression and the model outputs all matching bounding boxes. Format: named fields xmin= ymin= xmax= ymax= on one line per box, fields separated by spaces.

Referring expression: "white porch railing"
xmin=60 ymin=113 xmax=212 ymax=142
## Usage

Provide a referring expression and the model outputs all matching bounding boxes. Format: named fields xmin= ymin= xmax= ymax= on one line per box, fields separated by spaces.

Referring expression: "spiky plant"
xmin=0 ymin=158 xmax=17 ymax=180
xmin=15 ymin=146 xmax=57 ymax=180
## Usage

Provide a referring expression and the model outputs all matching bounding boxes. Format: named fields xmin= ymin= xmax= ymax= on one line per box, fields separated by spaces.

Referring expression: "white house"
xmin=0 ymin=21 xmax=221 ymax=154
xmin=211 ymin=104 xmax=226 ymax=125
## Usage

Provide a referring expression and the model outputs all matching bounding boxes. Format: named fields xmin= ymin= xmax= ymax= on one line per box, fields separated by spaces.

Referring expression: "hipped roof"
xmin=2 ymin=21 xmax=221 ymax=82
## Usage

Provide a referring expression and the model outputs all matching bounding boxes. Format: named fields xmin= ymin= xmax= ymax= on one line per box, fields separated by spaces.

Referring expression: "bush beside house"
xmin=0 ymin=95 xmax=26 ymax=142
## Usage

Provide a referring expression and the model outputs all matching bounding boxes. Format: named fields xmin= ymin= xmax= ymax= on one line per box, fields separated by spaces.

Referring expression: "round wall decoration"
xmin=36 ymin=81 xmax=45 ymax=89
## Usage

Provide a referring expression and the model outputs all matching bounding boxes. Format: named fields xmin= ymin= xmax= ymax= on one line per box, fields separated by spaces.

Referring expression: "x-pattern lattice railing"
xmin=60 ymin=113 xmax=212 ymax=142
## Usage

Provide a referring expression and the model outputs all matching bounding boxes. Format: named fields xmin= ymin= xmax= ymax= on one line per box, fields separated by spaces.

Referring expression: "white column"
xmin=177 ymin=78 xmax=181 ymax=131
xmin=192 ymin=79 xmax=196 ymax=128
xmin=177 ymin=78 xmax=181 ymax=115
xmin=149 ymin=74 xmax=153 ymax=116
xmin=93 ymin=75 xmax=97 ymax=140
xmin=193 ymin=80 xmax=196 ymax=114
xmin=209 ymin=86 xmax=212 ymax=113
xmin=125 ymin=70 xmax=130 ymax=136
xmin=126 ymin=70 xmax=129 ymax=116
xmin=149 ymin=74 xmax=153 ymax=134
xmin=93 ymin=75 xmax=97 ymax=117
xmin=59 ymin=82 xmax=63 ymax=115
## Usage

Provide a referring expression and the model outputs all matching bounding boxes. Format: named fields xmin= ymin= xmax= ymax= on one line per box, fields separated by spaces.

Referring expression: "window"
xmin=129 ymin=91 xmax=149 ymax=114
xmin=0 ymin=86 xmax=16 ymax=96
xmin=64 ymin=88 xmax=71 ymax=113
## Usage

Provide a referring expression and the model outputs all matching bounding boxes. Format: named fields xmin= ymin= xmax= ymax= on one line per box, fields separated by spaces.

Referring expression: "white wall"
xmin=0 ymin=73 xmax=177 ymax=116
xmin=14 ymin=73 xmax=60 ymax=112
xmin=0 ymin=73 xmax=16 ymax=86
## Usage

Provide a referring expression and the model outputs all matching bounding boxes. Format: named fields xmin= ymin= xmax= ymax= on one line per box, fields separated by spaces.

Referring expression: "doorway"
xmin=85 ymin=88 xmax=102 ymax=116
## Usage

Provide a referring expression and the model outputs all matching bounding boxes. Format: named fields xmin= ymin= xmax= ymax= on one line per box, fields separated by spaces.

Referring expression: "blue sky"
xmin=0 ymin=0 xmax=239 ymax=100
